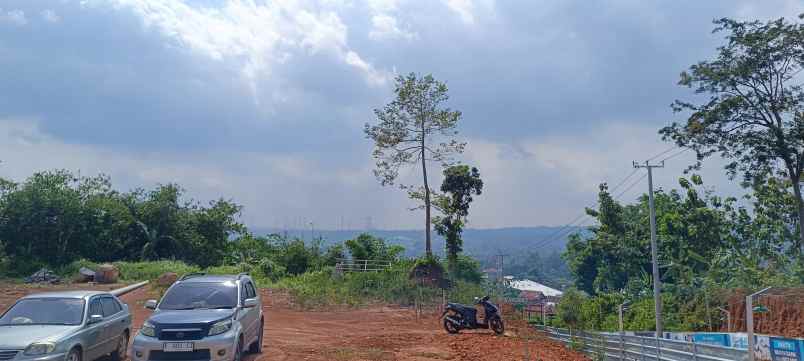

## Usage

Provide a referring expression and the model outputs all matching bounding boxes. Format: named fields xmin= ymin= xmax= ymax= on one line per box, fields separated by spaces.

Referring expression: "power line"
xmin=530 ymin=171 xmax=649 ymax=251
xmin=538 ymin=168 xmax=640 ymax=245
xmin=615 ymin=173 xmax=648 ymax=200
xmin=659 ymin=148 xmax=689 ymax=163
xmin=529 ymin=145 xmax=676 ymax=251
xmin=647 ymin=146 xmax=678 ymax=162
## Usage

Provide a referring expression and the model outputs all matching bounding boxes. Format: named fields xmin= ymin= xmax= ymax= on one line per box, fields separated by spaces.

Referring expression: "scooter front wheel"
xmin=443 ymin=318 xmax=460 ymax=334
xmin=490 ymin=317 xmax=504 ymax=335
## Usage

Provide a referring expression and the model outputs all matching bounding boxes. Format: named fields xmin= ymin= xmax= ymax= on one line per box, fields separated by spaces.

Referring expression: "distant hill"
xmin=250 ymin=226 xmax=581 ymax=258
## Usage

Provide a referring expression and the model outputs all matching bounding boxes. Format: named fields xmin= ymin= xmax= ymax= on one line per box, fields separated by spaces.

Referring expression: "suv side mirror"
xmin=88 ymin=314 xmax=103 ymax=324
xmin=243 ymin=298 xmax=258 ymax=308
xmin=144 ymin=300 xmax=158 ymax=310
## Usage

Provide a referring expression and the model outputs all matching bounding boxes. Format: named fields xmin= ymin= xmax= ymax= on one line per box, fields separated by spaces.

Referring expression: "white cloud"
xmin=444 ymin=0 xmax=475 ymax=24
xmin=87 ymin=0 xmax=388 ymax=93
xmin=41 ymin=9 xmax=61 ymax=23
xmin=0 ymin=9 xmax=27 ymax=26
xmin=369 ymin=14 xmax=416 ymax=41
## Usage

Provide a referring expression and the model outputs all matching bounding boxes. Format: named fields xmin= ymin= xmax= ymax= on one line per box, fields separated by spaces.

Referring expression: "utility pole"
xmin=633 ymin=160 xmax=664 ymax=338
xmin=747 ymin=287 xmax=772 ymax=361
xmin=495 ymin=253 xmax=508 ymax=283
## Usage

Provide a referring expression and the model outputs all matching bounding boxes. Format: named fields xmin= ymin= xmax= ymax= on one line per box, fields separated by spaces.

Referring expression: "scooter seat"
xmin=447 ymin=302 xmax=473 ymax=312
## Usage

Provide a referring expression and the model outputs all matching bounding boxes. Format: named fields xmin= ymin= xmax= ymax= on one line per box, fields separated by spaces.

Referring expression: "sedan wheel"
xmin=112 ymin=332 xmax=129 ymax=361
xmin=65 ymin=349 xmax=81 ymax=361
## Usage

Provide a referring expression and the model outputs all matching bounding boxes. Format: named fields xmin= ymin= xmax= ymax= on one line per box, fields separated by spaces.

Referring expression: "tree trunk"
xmin=792 ymin=173 xmax=804 ymax=257
xmin=422 ymin=145 xmax=432 ymax=257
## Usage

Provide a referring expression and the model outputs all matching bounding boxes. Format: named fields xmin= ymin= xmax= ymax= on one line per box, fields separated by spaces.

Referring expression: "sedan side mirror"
xmin=144 ymin=300 xmax=158 ymax=310
xmin=88 ymin=314 xmax=103 ymax=324
xmin=243 ymin=298 xmax=258 ymax=308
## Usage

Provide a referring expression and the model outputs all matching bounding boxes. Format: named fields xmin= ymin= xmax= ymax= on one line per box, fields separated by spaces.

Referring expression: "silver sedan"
xmin=0 ymin=291 xmax=132 ymax=361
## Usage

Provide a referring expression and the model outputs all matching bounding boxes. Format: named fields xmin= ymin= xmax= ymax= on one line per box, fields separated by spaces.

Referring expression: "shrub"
xmin=556 ymin=287 xmax=586 ymax=330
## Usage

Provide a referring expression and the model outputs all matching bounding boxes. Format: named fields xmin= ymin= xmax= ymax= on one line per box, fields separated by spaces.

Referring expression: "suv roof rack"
xmin=179 ymin=272 xmax=206 ymax=281
xmin=237 ymin=272 xmax=249 ymax=279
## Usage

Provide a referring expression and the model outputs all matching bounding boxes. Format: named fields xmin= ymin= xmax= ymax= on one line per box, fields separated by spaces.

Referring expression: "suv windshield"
xmin=159 ymin=281 xmax=238 ymax=310
xmin=0 ymin=298 xmax=85 ymax=326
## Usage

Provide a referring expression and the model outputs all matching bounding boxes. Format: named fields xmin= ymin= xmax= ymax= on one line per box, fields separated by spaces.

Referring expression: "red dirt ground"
xmin=1 ymin=284 xmax=588 ymax=361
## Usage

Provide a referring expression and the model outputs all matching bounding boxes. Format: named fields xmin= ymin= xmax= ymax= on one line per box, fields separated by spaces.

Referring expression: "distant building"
xmin=508 ymin=279 xmax=563 ymax=298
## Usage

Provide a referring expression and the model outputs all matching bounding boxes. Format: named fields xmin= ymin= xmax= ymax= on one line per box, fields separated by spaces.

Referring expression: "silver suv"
xmin=130 ymin=273 xmax=263 ymax=361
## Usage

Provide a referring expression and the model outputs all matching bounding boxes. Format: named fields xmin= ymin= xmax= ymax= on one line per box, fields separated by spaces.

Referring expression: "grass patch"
xmin=57 ymin=260 xmax=273 ymax=286
xmin=274 ymin=260 xmax=485 ymax=309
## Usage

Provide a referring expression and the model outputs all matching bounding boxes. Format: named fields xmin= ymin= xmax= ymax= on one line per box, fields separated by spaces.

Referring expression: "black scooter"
xmin=441 ymin=296 xmax=505 ymax=335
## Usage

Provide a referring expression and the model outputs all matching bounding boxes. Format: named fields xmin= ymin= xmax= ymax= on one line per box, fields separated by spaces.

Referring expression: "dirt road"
xmin=249 ymin=289 xmax=587 ymax=361
xmin=1 ymin=284 xmax=587 ymax=361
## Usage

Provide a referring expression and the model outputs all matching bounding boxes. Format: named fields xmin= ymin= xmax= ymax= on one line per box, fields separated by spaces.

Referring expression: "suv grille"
xmin=0 ymin=350 xmax=19 ymax=361
xmin=148 ymin=350 xmax=210 ymax=361
xmin=160 ymin=329 xmax=205 ymax=340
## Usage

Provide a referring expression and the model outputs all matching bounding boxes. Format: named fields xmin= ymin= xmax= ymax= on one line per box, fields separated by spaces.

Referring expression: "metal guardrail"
xmin=334 ymin=259 xmax=392 ymax=272
xmin=110 ymin=281 xmax=149 ymax=297
xmin=538 ymin=326 xmax=749 ymax=361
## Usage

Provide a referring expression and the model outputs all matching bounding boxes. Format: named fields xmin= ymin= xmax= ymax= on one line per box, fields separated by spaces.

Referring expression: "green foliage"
xmin=276 ymin=259 xmax=484 ymax=309
xmin=365 ymin=72 xmax=466 ymax=256
xmin=556 ymin=288 xmax=585 ymax=330
xmin=446 ymin=255 xmax=483 ymax=283
xmin=344 ymin=233 xmax=404 ymax=261
xmin=433 ymin=165 xmax=483 ymax=273
xmin=562 ymin=174 xmax=802 ymax=332
xmin=279 ymin=239 xmax=313 ymax=275
xmin=0 ymin=170 xmax=243 ymax=275
xmin=662 ymin=15 xmax=804 ymax=255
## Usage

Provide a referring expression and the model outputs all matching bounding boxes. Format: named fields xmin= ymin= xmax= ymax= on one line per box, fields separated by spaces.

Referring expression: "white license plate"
xmin=163 ymin=342 xmax=194 ymax=352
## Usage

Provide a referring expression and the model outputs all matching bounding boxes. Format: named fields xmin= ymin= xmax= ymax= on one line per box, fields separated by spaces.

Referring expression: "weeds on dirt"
xmin=275 ymin=259 xmax=485 ymax=309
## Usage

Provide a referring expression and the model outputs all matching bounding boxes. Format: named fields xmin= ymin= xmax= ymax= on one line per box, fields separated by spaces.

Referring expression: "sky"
xmin=0 ymin=0 xmax=801 ymax=230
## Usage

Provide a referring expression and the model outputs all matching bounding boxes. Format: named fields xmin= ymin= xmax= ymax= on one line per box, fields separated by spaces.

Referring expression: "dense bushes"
xmin=0 ymin=171 xmax=243 ymax=276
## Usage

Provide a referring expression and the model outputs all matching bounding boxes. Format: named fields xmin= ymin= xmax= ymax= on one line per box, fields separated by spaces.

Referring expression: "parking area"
xmin=1 ymin=284 xmax=586 ymax=361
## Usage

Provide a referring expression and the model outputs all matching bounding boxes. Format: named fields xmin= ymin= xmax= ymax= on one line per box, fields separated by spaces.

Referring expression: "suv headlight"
xmin=24 ymin=343 xmax=56 ymax=356
xmin=141 ymin=322 xmax=156 ymax=337
xmin=209 ymin=319 xmax=232 ymax=336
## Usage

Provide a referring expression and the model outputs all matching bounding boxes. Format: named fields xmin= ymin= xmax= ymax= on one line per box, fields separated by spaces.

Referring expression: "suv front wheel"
xmin=233 ymin=337 xmax=244 ymax=361
xmin=248 ymin=319 xmax=264 ymax=353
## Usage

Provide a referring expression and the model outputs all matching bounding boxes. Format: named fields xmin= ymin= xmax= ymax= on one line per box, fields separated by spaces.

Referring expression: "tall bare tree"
xmin=661 ymin=16 xmax=804 ymax=256
xmin=365 ymin=73 xmax=465 ymax=256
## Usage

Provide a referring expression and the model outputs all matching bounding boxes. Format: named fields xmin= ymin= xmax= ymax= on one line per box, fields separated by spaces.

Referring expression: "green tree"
xmin=432 ymin=165 xmax=483 ymax=273
xmin=345 ymin=233 xmax=404 ymax=261
xmin=557 ymin=287 xmax=586 ymax=330
xmin=188 ymin=199 xmax=244 ymax=267
xmin=447 ymin=255 xmax=483 ymax=283
xmin=661 ymin=16 xmax=804 ymax=255
xmin=280 ymin=239 xmax=312 ymax=275
xmin=364 ymin=73 xmax=465 ymax=256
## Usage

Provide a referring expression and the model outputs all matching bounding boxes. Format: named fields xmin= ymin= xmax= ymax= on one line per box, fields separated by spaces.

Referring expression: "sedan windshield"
xmin=0 ymin=298 xmax=85 ymax=326
xmin=159 ymin=282 xmax=238 ymax=310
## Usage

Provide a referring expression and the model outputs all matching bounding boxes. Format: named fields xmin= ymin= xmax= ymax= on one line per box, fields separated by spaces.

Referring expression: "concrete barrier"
xmin=110 ymin=281 xmax=149 ymax=297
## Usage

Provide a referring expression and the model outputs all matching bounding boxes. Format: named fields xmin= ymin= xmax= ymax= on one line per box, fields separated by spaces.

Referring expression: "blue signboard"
xmin=692 ymin=333 xmax=731 ymax=347
xmin=769 ymin=337 xmax=803 ymax=361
